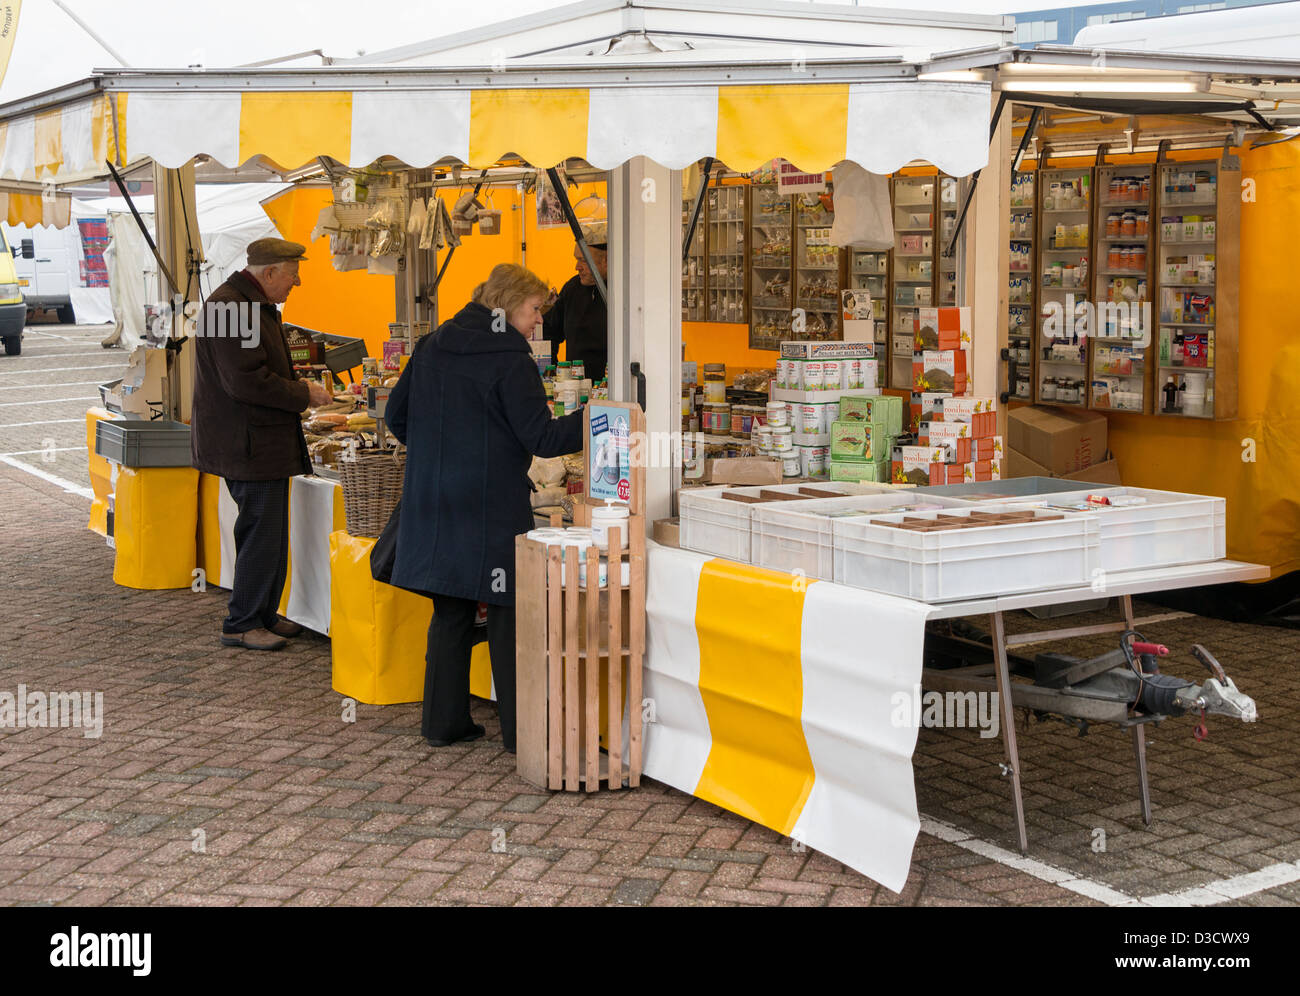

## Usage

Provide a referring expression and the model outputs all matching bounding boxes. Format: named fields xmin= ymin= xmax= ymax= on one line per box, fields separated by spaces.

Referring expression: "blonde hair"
xmin=472 ymin=263 xmax=548 ymax=317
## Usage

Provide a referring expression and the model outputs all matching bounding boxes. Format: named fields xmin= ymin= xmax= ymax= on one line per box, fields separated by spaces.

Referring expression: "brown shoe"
xmin=221 ymin=628 xmax=288 ymax=651
xmin=268 ymin=618 xmax=304 ymax=638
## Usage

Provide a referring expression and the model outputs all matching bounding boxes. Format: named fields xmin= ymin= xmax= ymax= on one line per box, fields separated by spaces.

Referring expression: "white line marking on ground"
xmin=0 ymin=455 xmax=93 ymax=498
xmin=0 ymin=363 xmax=123 ymax=375
xmin=0 ymin=418 xmax=86 ymax=428
xmin=918 ymin=814 xmax=1298 ymax=907
xmin=6 ymin=351 xmax=118 ymax=358
xmin=0 ymin=447 xmax=82 ymax=457
xmin=0 ymin=380 xmax=104 ymax=390
xmin=0 ymin=396 xmax=95 ymax=407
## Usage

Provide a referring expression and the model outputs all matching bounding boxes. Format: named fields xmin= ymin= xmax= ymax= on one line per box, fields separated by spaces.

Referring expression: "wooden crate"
xmin=515 ymin=523 xmax=646 ymax=791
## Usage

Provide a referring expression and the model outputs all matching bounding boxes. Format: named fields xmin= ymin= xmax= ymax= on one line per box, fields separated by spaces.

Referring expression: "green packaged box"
xmin=829 ymin=459 xmax=885 ymax=482
xmin=830 ymin=420 xmax=874 ymax=462
xmin=838 ymin=394 xmax=903 ymax=438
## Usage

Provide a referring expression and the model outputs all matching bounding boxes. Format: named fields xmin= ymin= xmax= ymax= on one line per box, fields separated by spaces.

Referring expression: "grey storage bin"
xmin=95 ymin=419 xmax=192 ymax=467
xmin=922 ymin=476 xmax=1090 ymax=500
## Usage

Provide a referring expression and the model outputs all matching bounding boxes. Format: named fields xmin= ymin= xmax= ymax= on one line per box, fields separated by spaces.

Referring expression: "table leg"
xmin=990 ymin=611 xmax=1029 ymax=855
xmin=1132 ymin=723 xmax=1153 ymax=826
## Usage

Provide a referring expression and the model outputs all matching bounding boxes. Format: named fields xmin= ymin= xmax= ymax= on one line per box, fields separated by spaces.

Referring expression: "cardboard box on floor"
xmin=1005 ymin=447 xmax=1122 ymax=485
xmin=1007 ymin=406 xmax=1108 ymax=475
xmin=683 ymin=457 xmax=783 ymax=486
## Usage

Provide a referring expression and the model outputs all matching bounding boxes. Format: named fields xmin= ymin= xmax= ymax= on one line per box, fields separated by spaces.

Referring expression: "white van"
xmin=5 ymin=225 xmax=76 ymax=324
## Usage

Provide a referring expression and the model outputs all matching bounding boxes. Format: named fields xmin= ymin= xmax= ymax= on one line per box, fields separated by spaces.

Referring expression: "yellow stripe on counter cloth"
xmin=468 ymin=88 xmax=588 ymax=170
xmin=715 ymin=84 xmax=849 ymax=174
xmin=693 ymin=559 xmax=815 ymax=836
xmin=239 ymin=92 xmax=352 ymax=170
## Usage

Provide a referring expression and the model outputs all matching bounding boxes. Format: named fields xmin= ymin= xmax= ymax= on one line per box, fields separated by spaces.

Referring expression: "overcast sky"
xmin=0 ymin=0 xmax=1112 ymax=105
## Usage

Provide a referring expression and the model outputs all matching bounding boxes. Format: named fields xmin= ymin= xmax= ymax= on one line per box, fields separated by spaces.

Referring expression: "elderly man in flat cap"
xmin=191 ymin=238 xmax=332 ymax=651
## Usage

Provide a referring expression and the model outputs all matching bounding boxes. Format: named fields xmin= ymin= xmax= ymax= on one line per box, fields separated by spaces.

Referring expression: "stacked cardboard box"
xmin=894 ymin=307 xmax=1002 ymax=485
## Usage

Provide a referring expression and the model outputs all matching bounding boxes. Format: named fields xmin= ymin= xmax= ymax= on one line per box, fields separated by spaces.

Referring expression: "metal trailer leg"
xmin=1122 ymin=594 xmax=1153 ymax=825
xmin=990 ymin=612 xmax=1029 ymax=854
xmin=1132 ymin=723 xmax=1153 ymax=827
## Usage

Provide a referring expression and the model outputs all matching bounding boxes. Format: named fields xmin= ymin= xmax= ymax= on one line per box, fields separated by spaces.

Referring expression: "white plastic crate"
xmin=754 ymin=493 xmax=970 ymax=581
xmin=832 ymin=503 xmax=1101 ymax=602
xmin=974 ymin=486 xmax=1226 ymax=572
xmin=678 ymin=482 xmax=893 ymax=564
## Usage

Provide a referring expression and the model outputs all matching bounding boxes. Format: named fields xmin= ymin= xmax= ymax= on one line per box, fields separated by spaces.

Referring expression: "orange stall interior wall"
xmin=262 ymin=182 xmax=605 ymax=363
xmin=261 ymin=185 xmax=396 ymax=362
xmin=1023 ymin=142 xmax=1300 ymax=576
xmin=1105 ymin=139 xmax=1300 ymax=577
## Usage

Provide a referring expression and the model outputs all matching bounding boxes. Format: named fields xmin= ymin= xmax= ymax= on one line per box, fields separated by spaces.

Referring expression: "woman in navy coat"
xmin=387 ymin=264 xmax=583 ymax=752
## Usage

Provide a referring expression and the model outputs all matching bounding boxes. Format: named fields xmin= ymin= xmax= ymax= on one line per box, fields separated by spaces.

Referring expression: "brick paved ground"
xmin=2 ymin=335 xmax=1297 ymax=906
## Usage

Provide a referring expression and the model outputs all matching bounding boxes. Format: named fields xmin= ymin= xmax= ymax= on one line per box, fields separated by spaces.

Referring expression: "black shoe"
xmin=426 ymin=723 xmax=486 ymax=748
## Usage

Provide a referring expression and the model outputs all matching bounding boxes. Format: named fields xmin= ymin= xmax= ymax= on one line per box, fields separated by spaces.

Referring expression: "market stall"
xmin=9 ymin=0 xmax=1300 ymax=890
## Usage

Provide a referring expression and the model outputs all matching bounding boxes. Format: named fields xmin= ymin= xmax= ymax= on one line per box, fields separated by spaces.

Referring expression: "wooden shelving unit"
xmin=1152 ymin=154 xmax=1239 ymax=420
xmin=1035 ymin=164 xmax=1093 ymax=408
xmin=1089 ymin=161 xmax=1156 ymax=414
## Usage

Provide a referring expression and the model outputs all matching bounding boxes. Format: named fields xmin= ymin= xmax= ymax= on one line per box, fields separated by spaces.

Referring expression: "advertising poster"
xmin=587 ymin=403 xmax=631 ymax=504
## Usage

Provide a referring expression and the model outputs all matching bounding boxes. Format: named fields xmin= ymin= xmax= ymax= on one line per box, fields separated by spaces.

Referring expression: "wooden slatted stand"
xmin=516 ymin=401 xmax=646 ymax=792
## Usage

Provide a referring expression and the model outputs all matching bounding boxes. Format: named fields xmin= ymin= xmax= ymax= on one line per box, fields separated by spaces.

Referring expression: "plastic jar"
xmin=781 ymin=454 xmax=802 ymax=478
xmin=820 ymin=359 xmax=843 ymax=391
xmin=703 ymin=364 xmax=727 ymax=403
xmin=712 ymin=403 xmax=731 ymax=436
xmin=591 ymin=499 xmax=630 ymax=553
xmin=765 ymin=401 xmax=789 ymax=427
xmin=754 ymin=425 xmax=774 ymax=448
xmin=770 ymin=425 xmax=794 ymax=452
xmin=802 ymin=361 xmax=825 ymax=392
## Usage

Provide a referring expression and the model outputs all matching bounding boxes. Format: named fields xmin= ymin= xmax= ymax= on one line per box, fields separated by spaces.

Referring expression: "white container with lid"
xmin=765 ymin=401 xmax=789 ymax=427
xmin=770 ymin=425 xmax=794 ymax=452
xmin=754 ymin=425 xmax=774 ymax=448
xmin=781 ymin=454 xmax=802 ymax=478
xmin=590 ymin=499 xmax=630 ymax=552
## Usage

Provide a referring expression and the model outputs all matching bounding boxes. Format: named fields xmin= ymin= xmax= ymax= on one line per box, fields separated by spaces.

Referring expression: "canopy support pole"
xmin=944 ymin=92 xmax=1008 ymax=259
xmin=681 ymin=157 xmax=714 ymax=264
xmin=609 ymin=157 xmax=679 ymax=525
xmin=548 ymin=166 xmax=607 ymax=305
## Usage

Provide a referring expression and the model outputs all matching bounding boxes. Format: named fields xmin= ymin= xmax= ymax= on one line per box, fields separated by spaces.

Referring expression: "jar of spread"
xmin=703 ymin=364 xmax=727 ymax=404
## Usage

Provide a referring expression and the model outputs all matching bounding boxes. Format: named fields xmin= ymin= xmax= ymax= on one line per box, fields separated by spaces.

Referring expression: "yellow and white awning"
xmin=0 ymin=80 xmax=992 ymax=182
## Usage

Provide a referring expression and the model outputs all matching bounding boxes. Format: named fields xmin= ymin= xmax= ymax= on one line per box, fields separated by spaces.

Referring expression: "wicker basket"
xmin=339 ymin=448 xmax=406 ymax=538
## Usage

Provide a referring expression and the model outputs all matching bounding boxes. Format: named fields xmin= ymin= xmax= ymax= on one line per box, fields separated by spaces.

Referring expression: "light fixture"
xmin=917 ymin=70 xmax=986 ymax=83
xmin=1001 ymin=80 xmax=1201 ymax=94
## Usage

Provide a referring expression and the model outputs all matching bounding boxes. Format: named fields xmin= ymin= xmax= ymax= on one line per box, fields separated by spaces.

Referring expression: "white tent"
xmin=1074 ymin=0 xmax=1300 ymax=56
xmin=89 ymin=182 xmax=286 ymax=348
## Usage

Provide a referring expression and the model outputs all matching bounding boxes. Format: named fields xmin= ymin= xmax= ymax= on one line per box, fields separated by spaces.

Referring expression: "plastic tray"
xmin=754 ymin=492 xmax=969 ymax=581
xmin=832 ymin=502 xmax=1100 ymax=602
xmin=678 ymin=481 xmax=893 ymax=563
xmin=94 ymin=419 xmax=192 ymax=468
xmin=971 ymin=486 xmax=1226 ymax=572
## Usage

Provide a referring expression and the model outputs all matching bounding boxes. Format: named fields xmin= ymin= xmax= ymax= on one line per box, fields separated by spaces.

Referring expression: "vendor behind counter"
xmin=543 ymin=224 xmax=608 ymax=382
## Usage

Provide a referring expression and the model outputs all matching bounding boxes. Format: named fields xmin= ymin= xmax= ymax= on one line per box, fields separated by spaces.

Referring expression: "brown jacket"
xmin=190 ymin=270 xmax=311 ymax=481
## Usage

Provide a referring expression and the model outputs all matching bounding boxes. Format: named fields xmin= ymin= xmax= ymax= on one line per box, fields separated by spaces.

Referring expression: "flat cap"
xmin=247 ymin=237 xmax=308 ymax=266
xmin=580 ymin=222 xmax=607 ymax=249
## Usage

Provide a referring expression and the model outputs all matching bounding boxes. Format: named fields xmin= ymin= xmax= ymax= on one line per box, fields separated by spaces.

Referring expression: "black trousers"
xmin=423 ymin=596 xmax=517 ymax=749
xmin=223 ymin=478 xmax=290 ymax=634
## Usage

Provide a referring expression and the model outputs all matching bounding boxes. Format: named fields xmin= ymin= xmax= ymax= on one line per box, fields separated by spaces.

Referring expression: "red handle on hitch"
xmin=1132 ymin=642 xmax=1168 ymax=656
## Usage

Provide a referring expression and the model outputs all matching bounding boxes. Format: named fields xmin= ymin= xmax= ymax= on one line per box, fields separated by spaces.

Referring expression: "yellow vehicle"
xmin=0 ymin=227 xmax=24 ymax=355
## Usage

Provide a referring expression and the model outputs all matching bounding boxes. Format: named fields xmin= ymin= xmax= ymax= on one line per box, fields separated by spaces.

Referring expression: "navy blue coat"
xmin=386 ymin=302 xmax=583 ymax=605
